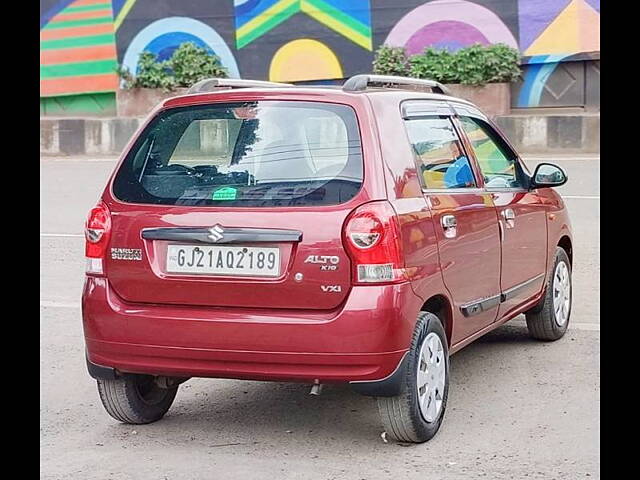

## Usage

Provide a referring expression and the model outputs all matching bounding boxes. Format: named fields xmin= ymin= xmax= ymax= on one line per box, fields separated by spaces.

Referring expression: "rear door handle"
xmin=501 ymin=208 xmax=515 ymax=228
xmin=441 ymin=214 xmax=457 ymax=238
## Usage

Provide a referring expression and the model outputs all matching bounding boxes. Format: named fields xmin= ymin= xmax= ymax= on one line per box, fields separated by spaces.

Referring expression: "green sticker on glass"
xmin=212 ymin=186 xmax=237 ymax=200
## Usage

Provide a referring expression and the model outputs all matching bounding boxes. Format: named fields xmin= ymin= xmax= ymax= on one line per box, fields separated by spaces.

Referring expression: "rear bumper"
xmin=82 ymin=277 xmax=422 ymax=384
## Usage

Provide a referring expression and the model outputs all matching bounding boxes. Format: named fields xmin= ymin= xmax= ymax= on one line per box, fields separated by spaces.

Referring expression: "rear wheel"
xmin=525 ymin=247 xmax=572 ymax=341
xmin=97 ymin=374 xmax=179 ymax=424
xmin=377 ymin=312 xmax=449 ymax=443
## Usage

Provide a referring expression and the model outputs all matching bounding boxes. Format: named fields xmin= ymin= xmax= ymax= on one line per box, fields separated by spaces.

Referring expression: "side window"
xmin=404 ymin=116 xmax=476 ymax=189
xmin=459 ymin=116 xmax=524 ymax=189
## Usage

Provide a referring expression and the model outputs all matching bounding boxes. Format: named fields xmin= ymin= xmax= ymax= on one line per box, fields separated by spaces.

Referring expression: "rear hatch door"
xmin=103 ymin=98 xmax=377 ymax=310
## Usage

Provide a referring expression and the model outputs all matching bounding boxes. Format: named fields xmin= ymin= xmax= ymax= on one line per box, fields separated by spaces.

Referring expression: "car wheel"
xmin=97 ymin=374 xmax=179 ymax=424
xmin=377 ymin=312 xmax=449 ymax=443
xmin=525 ymin=247 xmax=572 ymax=341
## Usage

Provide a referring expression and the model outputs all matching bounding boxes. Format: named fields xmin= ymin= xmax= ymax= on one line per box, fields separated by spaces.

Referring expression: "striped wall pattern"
xmin=40 ymin=0 xmax=118 ymax=97
xmin=235 ymin=0 xmax=372 ymax=50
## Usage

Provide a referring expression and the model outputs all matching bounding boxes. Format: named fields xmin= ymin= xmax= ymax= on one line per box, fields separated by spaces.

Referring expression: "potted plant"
xmin=373 ymin=44 xmax=521 ymax=116
xmin=116 ymin=42 xmax=229 ymax=117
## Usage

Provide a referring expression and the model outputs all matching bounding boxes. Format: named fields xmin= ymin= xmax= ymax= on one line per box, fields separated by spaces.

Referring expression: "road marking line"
xmin=40 ymin=233 xmax=84 ymax=238
xmin=563 ymin=195 xmax=600 ymax=200
xmin=40 ymin=300 xmax=80 ymax=309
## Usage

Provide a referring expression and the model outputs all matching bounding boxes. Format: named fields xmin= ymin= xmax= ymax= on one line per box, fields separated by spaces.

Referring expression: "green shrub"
xmin=169 ymin=42 xmax=229 ymax=86
xmin=117 ymin=51 xmax=176 ymax=90
xmin=373 ymin=43 xmax=521 ymax=86
xmin=409 ymin=48 xmax=458 ymax=84
xmin=372 ymin=45 xmax=410 ymax=76
xmin=117 ymin=42 xmax=228 ymax=91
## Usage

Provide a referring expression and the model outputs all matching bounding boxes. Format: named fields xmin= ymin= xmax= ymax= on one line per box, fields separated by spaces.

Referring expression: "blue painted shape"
xmin=234 ymin=0 xmax=372 ymax=30
xmin=431 ymin=40 xmax=466 ymax=51
xmin=40 ymin=0 xmax=75 ymax=29
xmin=517 ymin=54 xmax=570 ymax=107
xmin=112 ymin=0 xmax=127 ymax=18
xmin=235 ymin=0 xmax=281 ymax=28
xmin=144 ymin=32 xmax=213 ymax=65
xmin=235 ymin=0 xmax=266 ymax=17
xmin=122 ymin=17 xmax=240 ymax=79
xmin=320 ymin=0 xmax=372 ymax=26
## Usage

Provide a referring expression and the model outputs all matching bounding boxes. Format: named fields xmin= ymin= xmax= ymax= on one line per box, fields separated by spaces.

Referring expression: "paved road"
xmin=40 ymin=156 xmax=600 ymax=479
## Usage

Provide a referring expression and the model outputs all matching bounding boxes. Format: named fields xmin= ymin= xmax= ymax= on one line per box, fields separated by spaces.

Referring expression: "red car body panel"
xmin=83 ymin=276 xmax=422 ymax=382
xmin=82 ymin=87 xmax=572 ymax=382
xmin=427 ymin=191 xmax=503 ymax=342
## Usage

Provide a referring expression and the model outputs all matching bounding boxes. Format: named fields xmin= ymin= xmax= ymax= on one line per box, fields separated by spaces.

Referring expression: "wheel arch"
xmin=420 ymin=294 xmax=454 ymax=348
xmin=558 ymin=235 xmax=573 ymax=265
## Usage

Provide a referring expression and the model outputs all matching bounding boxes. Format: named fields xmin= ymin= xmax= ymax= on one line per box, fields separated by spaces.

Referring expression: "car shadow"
xmin=116 ymin=321 xmax=546 ymax=446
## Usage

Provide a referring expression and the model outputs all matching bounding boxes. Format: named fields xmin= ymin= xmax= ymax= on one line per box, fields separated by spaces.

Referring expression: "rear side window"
xmin=403 ymin=116 xmax=476 ymax=189
xmin=113 ymin=101 xmax=363 ymax=207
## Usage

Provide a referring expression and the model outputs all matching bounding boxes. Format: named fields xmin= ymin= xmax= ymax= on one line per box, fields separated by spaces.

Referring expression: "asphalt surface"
xmin=40 ymin=155 xmax=600 ymax=479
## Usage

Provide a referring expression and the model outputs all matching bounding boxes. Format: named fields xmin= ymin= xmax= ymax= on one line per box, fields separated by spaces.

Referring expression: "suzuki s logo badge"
xmin=207 ymin=224 xmax=225 ymax=242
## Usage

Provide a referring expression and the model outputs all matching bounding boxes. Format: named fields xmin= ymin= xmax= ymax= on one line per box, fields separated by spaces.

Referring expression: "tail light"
xmin=85 ymin=201 xmax=111 ymax=274
xmin=343 ymin=201 xmax=406 ymax=284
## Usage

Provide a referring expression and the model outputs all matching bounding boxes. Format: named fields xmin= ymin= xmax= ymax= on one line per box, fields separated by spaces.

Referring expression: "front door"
xmin=403 ymin=113 xmax=502 ymax=343
xmin=457 ymin=116 xmax=548 ymax=318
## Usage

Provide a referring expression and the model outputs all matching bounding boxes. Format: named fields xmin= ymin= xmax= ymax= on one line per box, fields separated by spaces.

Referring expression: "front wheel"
xmin=97 ymin=374 xmax=179 ymax=424
xmin=525 ymin=247 xmax=572 ymax=341
xmin=377 ymin=312 xmax=449 ymax=443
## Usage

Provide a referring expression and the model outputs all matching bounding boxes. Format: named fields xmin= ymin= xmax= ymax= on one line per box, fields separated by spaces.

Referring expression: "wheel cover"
xmin=416 ymin=332 xmax=446 ymax=423
xmin=552 ymin=260 xmax=571 ymax=327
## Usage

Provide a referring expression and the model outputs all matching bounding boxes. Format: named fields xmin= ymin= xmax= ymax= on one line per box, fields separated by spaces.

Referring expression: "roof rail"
xmin=187 ymin=78 xmax=293 ymax=94
xmin=342 ymin=74 xmax=450 ymax=95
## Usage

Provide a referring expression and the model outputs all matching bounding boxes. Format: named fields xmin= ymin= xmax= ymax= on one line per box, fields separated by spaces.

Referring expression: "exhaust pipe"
xmin=310 ymin=379 xmax=323 ymax=396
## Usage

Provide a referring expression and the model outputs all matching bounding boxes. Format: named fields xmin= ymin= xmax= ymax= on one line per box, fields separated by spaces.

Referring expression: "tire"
xmin=96 ymin=374 xmax=179 ymax=424
xmin=525 ymin=247 xmax=572 ymax=341
xmin=377 ymin=312 xmax=449 ymax=443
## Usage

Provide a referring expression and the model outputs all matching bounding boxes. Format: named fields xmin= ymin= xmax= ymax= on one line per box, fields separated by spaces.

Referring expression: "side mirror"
xmin=530 ymin=163 xmax=568 ymax=189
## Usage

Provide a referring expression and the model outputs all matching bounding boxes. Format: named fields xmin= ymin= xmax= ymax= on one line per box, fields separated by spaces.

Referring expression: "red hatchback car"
xmin=82 ymin=75 xmax=572 ymax=443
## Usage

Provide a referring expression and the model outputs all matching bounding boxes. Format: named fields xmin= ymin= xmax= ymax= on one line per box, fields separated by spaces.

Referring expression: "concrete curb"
xmin=40 ymin=114 xmax=599 ymax=157
xmin=41 ymin=117 xmax=144 ymax=156
xmin=495 ymin=114 xmax=599 ymax=154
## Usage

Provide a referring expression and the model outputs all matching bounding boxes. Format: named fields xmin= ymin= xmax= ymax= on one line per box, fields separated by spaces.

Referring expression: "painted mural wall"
xmin=40 ymin=0 xmax=600 ymax=114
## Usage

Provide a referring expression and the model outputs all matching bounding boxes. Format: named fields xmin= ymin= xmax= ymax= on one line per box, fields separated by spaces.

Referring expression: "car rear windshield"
xmin=112 ymin=101 xmax=363 ymax=207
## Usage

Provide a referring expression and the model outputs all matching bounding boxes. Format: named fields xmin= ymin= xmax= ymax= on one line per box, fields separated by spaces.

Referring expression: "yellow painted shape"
xmin=578 ymin=0 xmax=600 ymax=52
xmin=525 ymin=0 xmax=600 ymax=55
xmin=114 ymin=0 xmax=137 ymax=31
xmin=525 ymin=0 xmax=585 ymax=55
xmin=269 ymin=38 xmax=343 ymax=82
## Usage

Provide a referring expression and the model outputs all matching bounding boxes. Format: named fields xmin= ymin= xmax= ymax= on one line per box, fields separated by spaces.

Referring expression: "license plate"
xmin=166 ymin=245 xmax=280 ymax=277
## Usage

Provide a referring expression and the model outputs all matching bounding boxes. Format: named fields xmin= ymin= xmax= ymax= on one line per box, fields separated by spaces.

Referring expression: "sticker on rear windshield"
xmin=212 ymin=187 xmax=237 ymax=200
